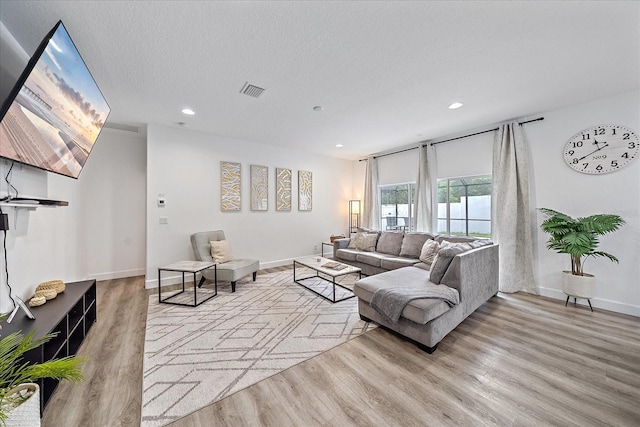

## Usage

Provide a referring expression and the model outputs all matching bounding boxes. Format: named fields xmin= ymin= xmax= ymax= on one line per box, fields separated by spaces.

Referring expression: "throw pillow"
xmin=468 ymin=239 xmax=493 ymax=249
xmin=347 ymin=232 xmax=365 ymax=249
xmin=210 ymin=240 xmax=233 ymax=264
xmin=357 ymin=233 xmax=379 ymax=252
xmin=419 ymin=239 xmax=439 ymax=265
xmin=429 ymin=242 xmax=473 ymax=284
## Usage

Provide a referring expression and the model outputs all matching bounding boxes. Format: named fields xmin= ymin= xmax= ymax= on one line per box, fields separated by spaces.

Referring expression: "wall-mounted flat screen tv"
xmin=0 ymin=20 xmax=110 ymax=179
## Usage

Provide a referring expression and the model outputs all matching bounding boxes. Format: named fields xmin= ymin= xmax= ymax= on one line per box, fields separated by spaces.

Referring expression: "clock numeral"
xmin=567 ymin=149 xmax=575 ymax=156
xmin=572 ymin=141 xmax=584 ymax=148
xmin=623 ymin=133 xmax=630 ymax=140
xmin=595 ymin=164 xmax=603 ymax=171
xmin=622 ymin=152 xmax=629 ymax=159
xmin=572 ymin=158 xmax=579 ymax=164
xmin=595 ymin=128 xmax=605 ymax=135
xmin=611 ymin=160 xmax=618 ymax=168
xmin=582 ymin=163 xmax=589 ymax=170
xmin=629 ymin=142 xmax=636 ymax=149
xmin=612 ymin=128 xmax=617 ymax=135
xmin=581 ymin=134 xmax=590 ymax=141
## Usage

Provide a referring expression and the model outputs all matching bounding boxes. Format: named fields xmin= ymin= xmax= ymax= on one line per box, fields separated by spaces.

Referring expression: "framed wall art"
xmin=298 ymin=170 xmax=312 ymax=211
xmin=275 ymin=167 xmax=292 ymax=211
xmin=220 ymin=161 xmax=241 ymax=211
xmin=250 ymin=164 xmax=269 ymax=211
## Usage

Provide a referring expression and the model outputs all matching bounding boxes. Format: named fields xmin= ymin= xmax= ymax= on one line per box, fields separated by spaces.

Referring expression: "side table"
xmin=158 ymin=261 xmax=217 ymax=307
xmin=321 ymin=242 xmax=334 ymax=258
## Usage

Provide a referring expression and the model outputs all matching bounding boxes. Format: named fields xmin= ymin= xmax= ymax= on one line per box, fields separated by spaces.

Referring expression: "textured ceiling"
xmin=1 ymin=1 xmax=638 ymax=160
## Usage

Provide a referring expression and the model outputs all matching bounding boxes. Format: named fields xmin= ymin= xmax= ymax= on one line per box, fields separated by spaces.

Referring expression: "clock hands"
xmin=578 ymin=141 xmax=609 ymax=161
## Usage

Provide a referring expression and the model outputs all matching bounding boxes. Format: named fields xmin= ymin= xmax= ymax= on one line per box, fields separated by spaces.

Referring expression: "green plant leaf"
xmin=538 ymin=208 xmax=624 ymax=275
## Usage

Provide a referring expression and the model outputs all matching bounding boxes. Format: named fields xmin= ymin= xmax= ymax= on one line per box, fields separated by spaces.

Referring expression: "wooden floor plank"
xmin=40 ymin=273 xmax=640 ymax=427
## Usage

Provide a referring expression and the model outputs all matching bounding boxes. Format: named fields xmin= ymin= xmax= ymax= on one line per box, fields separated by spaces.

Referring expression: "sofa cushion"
xmin=335 ymin=248 xmax=360 ymax=262
xmin=430 ymin=243 xmax=473 ymax=284
xmin=399 ymin=233 xmax=434 ymax=258
xmin=355 ymin=252 xmax=387 ymax=268
xmin=380 ymin=257 xmax=418 ymax=270
xmin=376 ymin=232 xmax=404 ymax=256
xmin=413 ymin=262 xmax=430 ymax=271
xmin=435 ymin=235 xmax=481 ymax=244
xmin=468 ymin=239 xmax=493 ymax=248
xmin=419 ymin=239 xmax=440 ymax=266
xmin=354 ymin=266 xmax=451 ymax=324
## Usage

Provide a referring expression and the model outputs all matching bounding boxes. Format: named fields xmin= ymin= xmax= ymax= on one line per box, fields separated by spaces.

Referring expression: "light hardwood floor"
xmin=42 ymin=273 xmax=640 ymax=426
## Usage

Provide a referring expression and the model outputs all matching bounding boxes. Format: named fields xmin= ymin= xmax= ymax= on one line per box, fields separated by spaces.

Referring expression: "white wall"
xmin=527 ymin=91 xmax=639 ymax=316
xmin=351 ymin=90 xmax=639 ymax=316
xmin=78 ymin=129 xmax=147 ymax=280
xmin=145 ymin=124 xmax=353 ymax=289
xmin=0 ymin=129 xmax=147 ymax=313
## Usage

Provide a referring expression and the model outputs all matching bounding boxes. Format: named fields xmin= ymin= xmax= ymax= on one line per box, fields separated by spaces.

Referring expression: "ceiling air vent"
xmin=240 ymin=82 xmax=266 ymax=98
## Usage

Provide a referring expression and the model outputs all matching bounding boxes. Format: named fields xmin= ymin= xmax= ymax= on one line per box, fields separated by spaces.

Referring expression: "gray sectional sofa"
xmin=334 ymin=231 xmax=499 ymax=353
xmin=333 ymin=231 xmax=435 ymax=276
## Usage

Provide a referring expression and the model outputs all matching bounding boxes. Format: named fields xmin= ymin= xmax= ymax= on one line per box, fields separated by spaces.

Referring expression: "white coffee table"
xmin=293 ymin=256 xmax=361 ymax=303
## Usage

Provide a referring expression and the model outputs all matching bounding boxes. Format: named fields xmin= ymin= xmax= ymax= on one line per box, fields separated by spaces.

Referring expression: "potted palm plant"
xmin=539 ymin=208 xmax=625 ymax=310
xmin=0 ymin=315 xmax=85 ymax=426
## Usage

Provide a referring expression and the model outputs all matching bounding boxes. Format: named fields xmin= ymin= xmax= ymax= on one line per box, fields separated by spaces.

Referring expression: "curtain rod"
xmin=359 ymin=116 xmax=544 ymax=161
xmin=428 ymin=117 xmax=544 ymax=146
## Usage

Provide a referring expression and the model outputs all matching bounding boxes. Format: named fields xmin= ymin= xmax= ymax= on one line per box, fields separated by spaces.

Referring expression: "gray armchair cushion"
xmin=191 ymin=230 xmax=226 ymax=262
xmin=376 ymin=232 xmax=404 ymax=256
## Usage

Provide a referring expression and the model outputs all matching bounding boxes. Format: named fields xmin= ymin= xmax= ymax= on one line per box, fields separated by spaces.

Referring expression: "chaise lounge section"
xmin=342 ymin=232 xmax=499 ymax=353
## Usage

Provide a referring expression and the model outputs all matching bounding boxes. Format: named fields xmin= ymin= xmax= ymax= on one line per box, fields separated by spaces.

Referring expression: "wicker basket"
xmin=329 ymin=234 xmax=345 ymax=243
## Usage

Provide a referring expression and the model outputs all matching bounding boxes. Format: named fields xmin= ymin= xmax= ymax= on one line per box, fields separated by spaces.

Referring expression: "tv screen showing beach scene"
xmin=0 ymin=21 xmax=110 ymax=179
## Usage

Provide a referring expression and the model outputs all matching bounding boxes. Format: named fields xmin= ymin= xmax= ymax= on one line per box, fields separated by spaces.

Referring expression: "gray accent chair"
xmin=190 ymin=230 xmax=259 ymax=292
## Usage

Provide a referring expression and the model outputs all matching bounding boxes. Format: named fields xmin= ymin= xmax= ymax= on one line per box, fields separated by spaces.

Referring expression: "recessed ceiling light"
xmin=336 ymin=144 xmax=343 ymax=148
xmin=181 ymin=108 xmax=195 ymax=115
xmin=448 ymin=102 xmax=463 ymax=110
xmin=313 ymin=106 xmax=324 ymax=112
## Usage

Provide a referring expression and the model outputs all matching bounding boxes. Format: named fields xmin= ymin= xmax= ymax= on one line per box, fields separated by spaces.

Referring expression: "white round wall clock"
xmin=564 ymin=124 xmax=639 ymax=174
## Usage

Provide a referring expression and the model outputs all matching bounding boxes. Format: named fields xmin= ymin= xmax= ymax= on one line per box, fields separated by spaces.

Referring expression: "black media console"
xmin=1 ymin=280 xmax=97 ymax=413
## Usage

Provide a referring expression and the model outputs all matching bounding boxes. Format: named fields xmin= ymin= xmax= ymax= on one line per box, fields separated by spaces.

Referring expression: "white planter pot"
xmin=561 ymin=271 xmax=596 ymax=299
xmin=4 ymin=383 xmax=41 ymax=427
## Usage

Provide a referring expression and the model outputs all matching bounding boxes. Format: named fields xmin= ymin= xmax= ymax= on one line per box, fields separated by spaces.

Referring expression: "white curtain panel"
xmin=414 ymin=144 xmax=438 ymax=232
xmin=491 ymin=122 xmax=537 ymax=294
xmin=362 ymin=156 xmax=380 ymax=230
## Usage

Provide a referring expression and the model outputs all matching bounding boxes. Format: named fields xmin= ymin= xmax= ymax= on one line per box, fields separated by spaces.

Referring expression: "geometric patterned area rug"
xmin=141 ymin=268 xmax=375 ymax=426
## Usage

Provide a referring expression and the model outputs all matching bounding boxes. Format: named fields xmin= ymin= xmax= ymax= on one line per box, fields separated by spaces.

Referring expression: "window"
xmin=437 ymin=175 xmax=491 ymax=237
xmin=380 ymin=183 xmax=416 ymax=232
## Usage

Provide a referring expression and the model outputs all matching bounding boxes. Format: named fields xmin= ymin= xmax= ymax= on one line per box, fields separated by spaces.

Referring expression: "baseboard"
xmin=258 ymin=258 xmax=294 ymax=269
xmin=538 ymin=286 xmax=640 ymax=317
xmin=90 ymin=268 xmax=145 ymax=282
